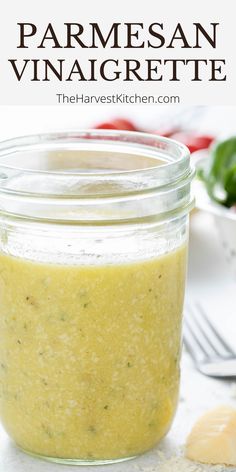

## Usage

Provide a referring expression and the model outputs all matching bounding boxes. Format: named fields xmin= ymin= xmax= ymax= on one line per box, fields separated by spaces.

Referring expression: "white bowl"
xmin=193 ymin=151 xmax=236 ymax=279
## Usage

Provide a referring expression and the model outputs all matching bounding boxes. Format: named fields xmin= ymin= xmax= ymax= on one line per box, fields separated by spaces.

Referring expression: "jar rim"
xmin=0 ymin=129 xmax=190 ymax=178
xmin=0 ymin=130 xmax=194 ymax=225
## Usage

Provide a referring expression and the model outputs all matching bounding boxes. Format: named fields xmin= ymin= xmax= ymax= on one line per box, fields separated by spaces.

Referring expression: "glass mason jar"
xmin=0 ymin=131 xmax=194 ymax=465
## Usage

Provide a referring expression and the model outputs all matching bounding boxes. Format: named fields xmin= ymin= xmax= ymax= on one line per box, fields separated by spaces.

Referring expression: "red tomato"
xmin=95 ymin=122 xmax=117 ymax=130
xmin=170 ymin=132 xmax=214 ymax=153
xmin=111 ymin=119 xmax=137 ymax=131
xmin=95 ymin=118 xmax=137 ymax=131
xmin=152 ymin=127 xmax=180 ymax=138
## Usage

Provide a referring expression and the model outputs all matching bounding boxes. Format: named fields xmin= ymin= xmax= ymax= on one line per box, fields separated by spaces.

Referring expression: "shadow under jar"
xmin=0 ymin=130 xmax=194 ymax=465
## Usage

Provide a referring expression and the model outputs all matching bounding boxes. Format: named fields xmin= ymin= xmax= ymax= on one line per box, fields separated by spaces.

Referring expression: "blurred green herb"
xmin=199 ymin=137 xmax=236 ymax=207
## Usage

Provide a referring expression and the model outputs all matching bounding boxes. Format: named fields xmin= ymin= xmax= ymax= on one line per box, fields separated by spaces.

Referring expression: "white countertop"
xmin=0 ymin=211 xmax=236 ymax=472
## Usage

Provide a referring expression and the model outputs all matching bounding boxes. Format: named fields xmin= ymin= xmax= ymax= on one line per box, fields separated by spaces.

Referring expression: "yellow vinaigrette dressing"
xmin=0 ymin=130 xmax=194 ymax=464
xmin=0 ymin=245 xmax=186 ymax=460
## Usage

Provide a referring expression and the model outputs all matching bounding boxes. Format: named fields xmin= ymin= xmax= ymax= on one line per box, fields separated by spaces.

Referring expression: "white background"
xmin=0 ymin=105 xmax=236 ymax=141
xmin=0 ymin=0 xmax=235 ymax=105
xmin=0 ymin=105 xmax=235 ymax=471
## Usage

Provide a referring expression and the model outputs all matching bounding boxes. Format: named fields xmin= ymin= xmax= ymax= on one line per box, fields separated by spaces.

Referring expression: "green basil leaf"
xmin=199 ymin=137 xmax=236 ymax=207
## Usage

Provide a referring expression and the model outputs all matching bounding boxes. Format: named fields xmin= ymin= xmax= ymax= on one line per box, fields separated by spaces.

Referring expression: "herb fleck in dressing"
xmin=0 ymin=246 xmax=186 ymax=460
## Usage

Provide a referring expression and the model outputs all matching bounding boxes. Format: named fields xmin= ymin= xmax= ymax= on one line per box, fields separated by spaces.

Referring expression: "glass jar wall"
xmin=0 ymin=131 xmax=194 ymax=465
